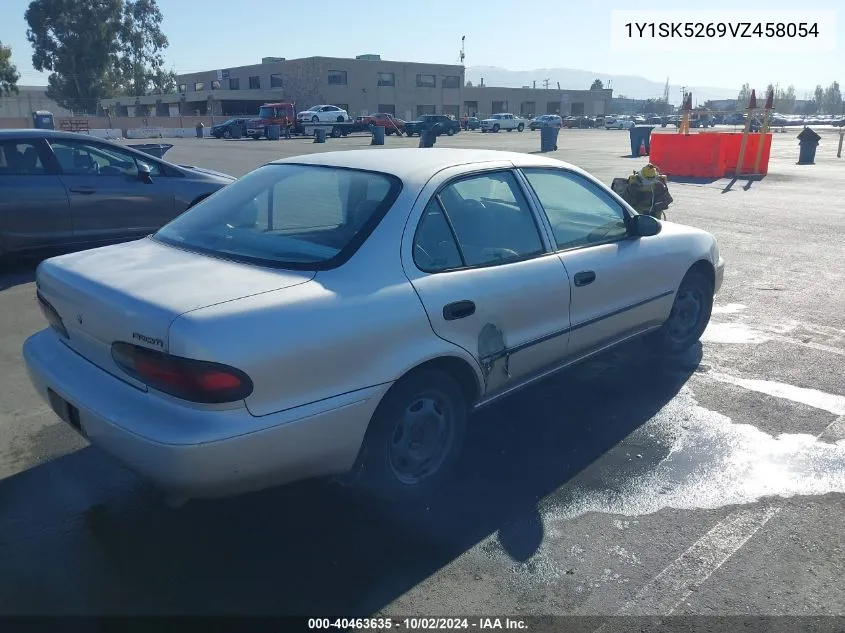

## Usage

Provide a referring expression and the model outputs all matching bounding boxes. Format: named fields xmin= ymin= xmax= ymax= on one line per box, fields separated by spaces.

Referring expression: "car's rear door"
xmin=0 ymin=137 xmax=72 ymax=252
xmin=403 ymin=166 xmax=572 ymax=399
xmin=520 ymin=167 xmax=677 ymax=358
xmin=48 ymin=138 xmax=175 ymax=244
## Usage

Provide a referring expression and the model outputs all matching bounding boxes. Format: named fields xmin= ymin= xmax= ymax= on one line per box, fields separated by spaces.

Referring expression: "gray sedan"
xmin=24 ymin=148 xmax=724 ymax=505
xmin=0 ymin=129 xmax=235 ymax=257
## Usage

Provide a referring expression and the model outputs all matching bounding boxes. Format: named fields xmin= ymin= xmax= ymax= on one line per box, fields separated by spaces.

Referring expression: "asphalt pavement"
xmin=1 ymin=126 xmax=843 ymax=621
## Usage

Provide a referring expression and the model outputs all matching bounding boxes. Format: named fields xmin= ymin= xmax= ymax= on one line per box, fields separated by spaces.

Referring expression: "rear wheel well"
xmin=687 ymin=259 xmax=715 ymax=290
xmin=399 ymin=357 xmax=480 ymax=407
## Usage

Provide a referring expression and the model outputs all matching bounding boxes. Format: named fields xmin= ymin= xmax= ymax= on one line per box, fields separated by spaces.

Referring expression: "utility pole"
xmin=542 ymin=78 xmax=550 ymax=90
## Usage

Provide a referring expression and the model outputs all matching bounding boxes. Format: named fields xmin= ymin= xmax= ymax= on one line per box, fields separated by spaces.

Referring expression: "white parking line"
xmin=705 ymin=372 xmax=845 ymax=416
xmin=600 ymin=506 xmax=781 ymax=620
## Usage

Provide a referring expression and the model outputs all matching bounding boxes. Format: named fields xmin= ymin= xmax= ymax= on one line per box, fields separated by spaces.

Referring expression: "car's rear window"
xmin=154 ymin=164 xmax=401 ymax=270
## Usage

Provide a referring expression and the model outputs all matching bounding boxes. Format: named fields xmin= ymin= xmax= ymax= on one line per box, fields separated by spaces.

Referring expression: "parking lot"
xmin=1 ymin=127 xmax=844 ymax=619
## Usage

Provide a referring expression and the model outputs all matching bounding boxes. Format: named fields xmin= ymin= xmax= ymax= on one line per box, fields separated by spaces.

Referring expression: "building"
xmin=99 ymin=54 xmax=613 ymax=121
xmin=0 ymin=85 xmax=72 ymax=118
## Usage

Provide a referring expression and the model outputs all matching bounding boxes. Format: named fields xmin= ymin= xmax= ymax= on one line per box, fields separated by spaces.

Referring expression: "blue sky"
xmin=1 ymin=0 xmax=840 ymax=94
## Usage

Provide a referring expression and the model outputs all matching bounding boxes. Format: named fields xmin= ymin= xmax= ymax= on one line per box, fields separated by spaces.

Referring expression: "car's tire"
xmin=223 ymin=129 xmax=232 ymax=139
xmin=493 ymin=124 xmax=500 ymax=132
xmin=337 ymin=115 xmax=345 ymax=122
xmin=446 ymin=128 xmax=454 ymax=136
xmin=646 ymin=270 xmax=714 ymax=354
xmin=517 ymin=123 xmax=524 ymax=132
xmin=311 ymin=115 xmax=319 ymax=123
xmin=406 ymin=130 xmax=414 ymax=137
xmin=352 ymin=369 xmax=467 ymax=503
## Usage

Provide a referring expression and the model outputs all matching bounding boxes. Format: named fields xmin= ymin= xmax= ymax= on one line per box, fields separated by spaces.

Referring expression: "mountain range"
xmin=465 ymin=66 xmax=758 ymax=105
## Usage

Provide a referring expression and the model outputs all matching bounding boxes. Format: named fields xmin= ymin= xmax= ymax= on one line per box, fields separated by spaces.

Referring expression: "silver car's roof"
xmin=271 ymin=148 xmax=581 ymax=186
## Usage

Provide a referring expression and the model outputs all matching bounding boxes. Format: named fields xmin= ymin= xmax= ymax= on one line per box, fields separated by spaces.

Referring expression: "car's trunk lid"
xmin=36 ymin=237 xmax=314 ymax=386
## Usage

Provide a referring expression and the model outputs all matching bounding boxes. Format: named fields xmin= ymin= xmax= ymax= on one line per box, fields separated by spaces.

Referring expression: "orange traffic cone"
xmin=639 ymin=138 xmax=647 ymax=156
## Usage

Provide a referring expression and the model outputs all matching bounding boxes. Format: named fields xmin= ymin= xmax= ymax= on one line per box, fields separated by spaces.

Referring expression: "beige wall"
xmin=0 ymin=86 xmax=73 ymax=118
xmin=463 ymin=87 xmax=612 ymax=118
xmin=0 ymin=115 xmax=225 ymax=130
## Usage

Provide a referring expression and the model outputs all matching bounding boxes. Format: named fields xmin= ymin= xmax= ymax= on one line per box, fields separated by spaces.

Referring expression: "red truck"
xmin=251 ymin=101 xmax=296 ymax=138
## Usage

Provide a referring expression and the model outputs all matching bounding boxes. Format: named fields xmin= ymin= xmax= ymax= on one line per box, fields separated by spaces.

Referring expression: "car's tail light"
xmin=111 ymin=342 xmax=253 ymax=404
xmin=37 ymin=292 xmax=69 ymax=339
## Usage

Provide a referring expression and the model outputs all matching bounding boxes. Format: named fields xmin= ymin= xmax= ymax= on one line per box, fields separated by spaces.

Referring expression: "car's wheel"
xmin=493 ymin=124 xmax=500 ymax=132
xmin=517 ymin=123 xmax=524 ymax=132
xmin=446 ymin=128 xmax=454 ymax=136
xmin=646 ymin=270 xmax=714 ymax=354
xmin=337 ymin=115 xmax=345 ymax=122
xmin=223 ymin=129 xmax=232 ymax=139
xmin=352 ymin=369 xmax=467 ymax=503
xmin=311 ymin=115 xmax=319 ymax=123
xmin=406 ymin=130 xmax=414 ymax=137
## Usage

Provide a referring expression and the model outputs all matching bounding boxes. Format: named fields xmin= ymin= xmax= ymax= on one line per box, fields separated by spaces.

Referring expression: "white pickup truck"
xmin=480 ymin=113 xmax=527 ymax=133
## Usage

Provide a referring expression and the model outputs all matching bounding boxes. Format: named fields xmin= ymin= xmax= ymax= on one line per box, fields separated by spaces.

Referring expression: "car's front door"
xmin=404 ymin=168 xmax=572 ymax=398
xmin=48 ymin=139 xmax=175 ymax=244
xmin=0 ymin=137 xmax=72 ymax=252
xmin=520 ymin=167 xmax=677 ymax=358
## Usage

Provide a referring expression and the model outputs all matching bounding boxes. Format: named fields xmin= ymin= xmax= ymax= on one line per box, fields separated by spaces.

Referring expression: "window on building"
xmin=249 ymin=76 xmax=261 ymax=89
xmin=492 ymin=101 xmax=506 ymax=113
xmin=178 ymin=84 xmax=187 ymax=93
xmin=328 ymin=70 xmax=348 ymax=85
xmin=547 ymin=101 xmax=560 ymax=114
xmin=521 ymin=102 xmax=536 ymax=117
xmin=464 ymin=101 xmax=478 ymax=115
xmin=442 ymin=75 xmax=461 ymax=89
xmin=229 ymin=77 xmax=239 ymax=90
xmin=378 ymin=104 xmax=395 ymax=115
xmin=194 ymin=82 xmax=205 ymax=91
xmin=270 ymin=73 xmax=283 ymax=88
xmin=416 ymin=105 xmax=436 ymax=117
xmin=377 ymin=72 xmax=395 ymax=87
xmin=571 ymin=102 xmax=585 ymax=116
xmin=442 ymin=105 xmax=460 ymax=118
xmin=416 ymin=74 xmax=436 ymax=88
xmin=211 ymin=80 xmax=220 ymax=90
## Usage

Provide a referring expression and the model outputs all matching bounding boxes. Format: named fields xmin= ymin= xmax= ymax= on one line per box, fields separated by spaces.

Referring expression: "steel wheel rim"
xmin=666 ymin=287 xmax=703 ymax=341
xmin=223 ymin=129 xmax=232 ymax=139
xmin=388 ymin=390 xmax=455 ymax=486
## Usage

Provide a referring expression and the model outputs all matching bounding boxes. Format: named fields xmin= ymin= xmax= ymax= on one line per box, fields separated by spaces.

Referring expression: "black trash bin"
xmin=230 ymin=124 xmax=244 ymax=140
xmin=540 ymin=126 xmax=559 ymax=152
xmin=419 ymin=129 xmax=437 ymax=148
xmin=129 ymin=143 xmax=174 ymax=159
xmin=629 ymin=125 xmax=655 ymax=156
xmin=313 ymin=128 xmax=327 ymax=143
xmin=797 ymin=127 xmax=821 ymax=164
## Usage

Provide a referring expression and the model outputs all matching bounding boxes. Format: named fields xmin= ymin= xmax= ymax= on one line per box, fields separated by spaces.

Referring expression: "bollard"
xmin=838 ymin=131 xmax=844 ymax=158
xmin=371 ymin=125 xmax=386 ymax=146
xmin=419 ymin=130 xmax=436 ymax=148
xmin=314 ymin=127 xmax=327 ymax=143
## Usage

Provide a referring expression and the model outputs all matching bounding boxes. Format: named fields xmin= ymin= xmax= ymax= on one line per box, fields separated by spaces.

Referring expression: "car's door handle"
xmin=573 ymin=271 xmax=596 ymax=287
xmin=443 ymin=300 xmax=476 ymax=321
xmin=68 ymin=186 xmax=96 ymax=194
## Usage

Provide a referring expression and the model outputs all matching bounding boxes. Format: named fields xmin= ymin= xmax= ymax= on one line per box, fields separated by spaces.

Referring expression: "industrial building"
xmin=98 ymin=54 xmax=612 ymax=121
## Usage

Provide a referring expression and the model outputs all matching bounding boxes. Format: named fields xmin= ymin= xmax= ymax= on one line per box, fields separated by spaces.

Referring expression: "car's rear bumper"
xmin=23 ymin=329 xmax=389 ymax=499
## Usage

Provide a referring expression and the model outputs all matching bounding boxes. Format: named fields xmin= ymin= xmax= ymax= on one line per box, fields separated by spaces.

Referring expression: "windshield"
xmin=154 ymin=164 xmax=401 ymax=270
xmin=258 ymin=106 xmax=276 ymax=119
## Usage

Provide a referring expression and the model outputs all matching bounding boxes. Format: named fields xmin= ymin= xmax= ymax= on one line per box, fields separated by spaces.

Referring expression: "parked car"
xmin=0 ymin=130 xmax=234 ymax=258
xmin=605 ymin=116 xmax=635 ymax=130
xmin=480 ymin=113 xmax=527 ymax=133
xmin=24 ymin=147 xmax=725 ymax=503
xmin=297 ymin=105 xmax=351 ymax=124
xmin=530 ymin=115 xmax=562 ymax=130
xmin=461 ymin=116 xmax=481 ymax=130
xmin=564 ymin=116 xmax=594 ymax=129
xmin=211 ymin=117 xmax=260 ymax=139
xmin=404 ymin=114 xmax=460 ymax=137
xmin=357 ymin=113 xmax=406 ymax=135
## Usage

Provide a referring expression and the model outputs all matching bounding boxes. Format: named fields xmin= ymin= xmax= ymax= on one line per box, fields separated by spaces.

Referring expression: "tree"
xmin=0 ymin=41 xmax=21 ymax=96
xmin=114 ymin=0 xmax=169 ymax=97
xmin=737 ymin=83 xmax=752 ymax=107
xmin=26 ymin=0 xmax=125 ymax=113
xmin=823 ymin=81 xmax=842 ymax=115
xmin=813 ymin=85 xmax=824 ymax=113
xmin=775 ymin=85 xmax=796 ymax=114
xmin=590 ymin=79 xmax=603 ymax=90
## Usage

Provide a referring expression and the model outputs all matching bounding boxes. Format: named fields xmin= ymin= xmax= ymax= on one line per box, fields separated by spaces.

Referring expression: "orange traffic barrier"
xmin=649 ymin=132 xmax=772 ymax=178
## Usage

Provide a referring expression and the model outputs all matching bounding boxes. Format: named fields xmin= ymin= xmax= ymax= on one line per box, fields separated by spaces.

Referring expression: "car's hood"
xmin=177 ymin=164 xmax=236 ymax=182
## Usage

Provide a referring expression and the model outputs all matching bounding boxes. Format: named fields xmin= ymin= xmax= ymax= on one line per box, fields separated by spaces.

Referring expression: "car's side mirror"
xmin=137 ymin=162 xmax=153 ymax=183
xmin=632 ymin=213 xmax=662 ymax=237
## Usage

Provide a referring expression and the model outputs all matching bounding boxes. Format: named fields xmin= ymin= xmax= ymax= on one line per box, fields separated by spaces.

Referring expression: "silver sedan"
xmin=23 ymin=148 xmax=725 ymax=503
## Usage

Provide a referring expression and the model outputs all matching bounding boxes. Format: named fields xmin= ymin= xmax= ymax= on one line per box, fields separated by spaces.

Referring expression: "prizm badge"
xmin=132 ymin=332 xmax=165 ymax=348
